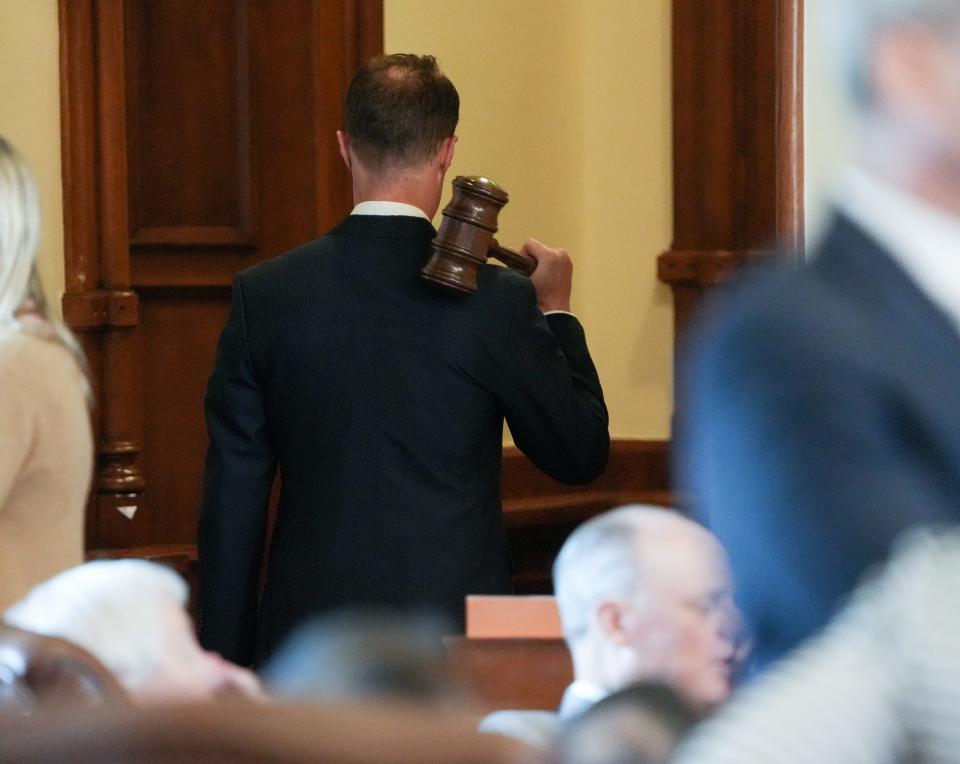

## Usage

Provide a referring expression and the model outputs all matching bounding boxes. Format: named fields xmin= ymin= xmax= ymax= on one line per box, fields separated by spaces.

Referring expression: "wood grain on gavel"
xmin=421 ymin=176 xmax=536 ymax=295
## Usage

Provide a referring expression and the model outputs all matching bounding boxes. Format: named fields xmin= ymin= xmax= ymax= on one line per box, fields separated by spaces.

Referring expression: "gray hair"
xmin=823 ymin=0 xmax=960 ymax=111
xmin=553 ymin=506 xmax=694 ymax=645
xmin=0 ymin=137 xmax=86 ymax=377
xmin=3 ymin=560 xmax=189 ymax=691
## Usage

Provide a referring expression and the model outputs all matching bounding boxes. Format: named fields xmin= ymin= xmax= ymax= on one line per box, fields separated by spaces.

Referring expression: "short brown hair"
xmin=345 ymin=54 xmax=459 ymax=170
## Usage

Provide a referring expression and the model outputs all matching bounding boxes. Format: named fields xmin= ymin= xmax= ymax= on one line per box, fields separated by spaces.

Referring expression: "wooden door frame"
xmin=658 ymin=0 xmax=804 ymax=359
xmin=58 ymin=0 xmax=384 ymax=557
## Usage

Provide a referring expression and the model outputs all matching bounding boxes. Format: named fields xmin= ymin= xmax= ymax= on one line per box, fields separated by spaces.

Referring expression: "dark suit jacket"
xmin=199 ymin=214 xmax=609 ymax=665
xmin=679 ymin=212 xmax=960 ymax=668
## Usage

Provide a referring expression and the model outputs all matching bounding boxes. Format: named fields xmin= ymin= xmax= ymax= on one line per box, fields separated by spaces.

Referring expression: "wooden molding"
xmin=446 ymin=637 xmax=572 ymax=711
xmin=503 ymin=438 xmax=670 ymax=592
xmin=502 ymin=439 xmax=669 ymax=507
xmin=776 ymin=0 xmax=805 ymax=259
xmin=130 ymin=226 xmax=257 ymax=248
xmin=62 ymin=290 xmax=139 ymax=329
xmin=60 ymin=0 xmax=148 ymax=549
xmin=663 ymin=0 xmax=804 ymax=340
xmin=657 ymin=248 xmax=778 ymax=288
xmin=658 ymin=249 xmax=744 ymax=288
xmin=93 ymin=438 xmax=670 ymax=603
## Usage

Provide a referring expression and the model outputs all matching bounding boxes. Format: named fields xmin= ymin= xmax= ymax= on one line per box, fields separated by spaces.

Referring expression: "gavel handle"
xmin=490 ymin=239 xmax=536 ymax=276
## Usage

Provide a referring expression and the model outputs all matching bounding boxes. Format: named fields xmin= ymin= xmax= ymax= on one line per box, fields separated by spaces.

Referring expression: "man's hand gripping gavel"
xmin=421 ymin=176 xmax=573 ymax=310
xmin=522 ymin=238 xmax=573 ymax=313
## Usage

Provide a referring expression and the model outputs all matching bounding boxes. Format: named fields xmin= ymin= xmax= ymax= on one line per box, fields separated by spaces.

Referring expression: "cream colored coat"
xmin=0 ymin=327 xmax=91 ymax=610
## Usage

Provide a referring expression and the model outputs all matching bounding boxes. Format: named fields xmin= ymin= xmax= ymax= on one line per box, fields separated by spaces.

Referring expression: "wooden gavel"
xmin=421 ymin=176 xmax=536 ymax=295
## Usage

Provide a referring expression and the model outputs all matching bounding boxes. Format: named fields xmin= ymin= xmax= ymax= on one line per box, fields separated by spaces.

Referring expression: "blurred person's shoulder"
xmin=684 ymin=214 xmax=871 ymax=372
xmin=0 ymin=322 xmax=82 ymax=382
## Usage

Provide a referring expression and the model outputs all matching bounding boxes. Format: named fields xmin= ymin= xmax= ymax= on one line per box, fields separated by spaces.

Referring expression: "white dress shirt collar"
xmin=557 ymin=679 xmax=607 ymax=720
xmin=836 ymin=166 xmax=960 ymax=334
xmin=350 ymin=200 xmax=580 ymax=318
xmin=566 ymin=679 xmax=607 ymax=702
xmin=350 ymin=200 xmax=431 ymax=221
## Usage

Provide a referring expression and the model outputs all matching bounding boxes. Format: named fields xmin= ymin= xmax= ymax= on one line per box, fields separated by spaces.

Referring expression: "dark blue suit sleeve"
xmin=680 ymin=308 xmax=950 ymax=665
xmin=198 ymin=275 xmax=277 ymax=665
xmin=498 ymin=280 xmax=610 ymax=484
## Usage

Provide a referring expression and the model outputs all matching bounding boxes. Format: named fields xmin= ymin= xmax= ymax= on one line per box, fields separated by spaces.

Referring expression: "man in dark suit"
xmin=679 ymin=0 xmax=960 ymax=668
xmin=198 ymin=54 xmax=609 ymax=666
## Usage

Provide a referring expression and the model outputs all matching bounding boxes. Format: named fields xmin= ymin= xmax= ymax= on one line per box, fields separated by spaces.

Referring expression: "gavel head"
xmin=421 ymin=176 xmax=509 ymax=295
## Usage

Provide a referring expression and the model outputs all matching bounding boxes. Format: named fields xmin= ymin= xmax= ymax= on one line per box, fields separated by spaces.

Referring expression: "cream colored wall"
xmin=0 ymin=0 xmax=64 ymax=318
xmin=1 ymin=1 xmax=674 ymax=437
xmin=386 ymin=0 xmax=587 ymax=299
xmin=386 ymin=0 xmax=674 ymax=438
xmin=804 ymin=0 xmax=854 ymax=244
xmin=580 ymin=1 xmax=673 ymax=438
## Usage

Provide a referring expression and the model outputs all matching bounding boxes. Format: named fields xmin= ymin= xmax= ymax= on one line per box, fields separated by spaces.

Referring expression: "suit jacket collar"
xmin=835 ymin=168 xmax=960 ymax=334
xmin=329 ymin=214 xmax=437 ymax=240
xmin=815 ymin=211 xmax=960 ymax=354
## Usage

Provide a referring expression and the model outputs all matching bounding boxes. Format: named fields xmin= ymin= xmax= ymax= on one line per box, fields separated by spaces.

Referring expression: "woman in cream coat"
xmin=0 ymin=137 xmax=91 ymax=610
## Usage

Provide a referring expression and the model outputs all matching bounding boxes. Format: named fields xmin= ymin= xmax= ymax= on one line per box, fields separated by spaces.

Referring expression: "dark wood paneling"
xmin=61 ymin=0 xmax=384 ymax=562
xmin=446 ymin=637 xmax=572 ymax=712
xmin=86 ymin=439 xmax=669 ymax=613
xmin=125 ymin=0 xmax=254 ymax=244
xmin=119 ymin=295 xmax=230 ymax=549
xmin=659 ymin=0 xmax=804 ymax=342
xmin=503 ymin=439 xmax=670 ymax=593
xmin=60 ymin=0 xmax=148 ymax=544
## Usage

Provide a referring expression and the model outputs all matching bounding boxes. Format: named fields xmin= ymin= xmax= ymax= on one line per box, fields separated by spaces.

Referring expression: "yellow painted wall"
xmin=386 ymin=0 xmax=674 ymax=438
xmin=0 ymin=0 xmax=64 ymax=318
xmin=386 ymin=0 xmax=587 ymax=303
xmin=580 ymin=1 xmax=673 ymax=438
xmin=3 ymin=0 xmax=674 ymax=438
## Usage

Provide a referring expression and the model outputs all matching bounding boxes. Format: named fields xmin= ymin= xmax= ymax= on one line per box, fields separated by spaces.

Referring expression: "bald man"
xmin=481 ymin=506 xmax=741 ymax=749
xmin=552 ymin=505 xmax=742 ymax=717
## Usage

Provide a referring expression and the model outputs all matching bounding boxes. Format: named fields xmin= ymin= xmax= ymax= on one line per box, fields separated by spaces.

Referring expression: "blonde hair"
xmin=0 ymin=136 xmax=86 ymax=374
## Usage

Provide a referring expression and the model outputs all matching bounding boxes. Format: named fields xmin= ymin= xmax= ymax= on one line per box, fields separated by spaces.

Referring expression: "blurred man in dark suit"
xmin=680 ymin=0 xmax=960 ymax=668
xmin=199 ymin=54 xmax=609 ymax=666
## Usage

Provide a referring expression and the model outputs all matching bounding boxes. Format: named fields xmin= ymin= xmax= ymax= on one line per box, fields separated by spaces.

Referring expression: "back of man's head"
xmin=345 ymin=53 xmax=459 ymax=172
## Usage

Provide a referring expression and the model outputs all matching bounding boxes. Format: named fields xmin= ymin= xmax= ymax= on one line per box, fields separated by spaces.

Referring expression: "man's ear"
xmin=438 ymin=135 xmax=458 ymax=173
xmin=336 ymin=130 xmax=353 ymax=170
xmin=596 ymin=600 xmax=630 ymax=646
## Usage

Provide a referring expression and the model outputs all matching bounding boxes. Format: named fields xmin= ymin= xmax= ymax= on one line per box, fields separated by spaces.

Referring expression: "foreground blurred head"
xmin=3 ymin=560 xmax=260 ymax=704
xmin=556 ymin=683 xmax=702 ymax=764
xmin=264 ymin=610 xmax=463 ymax=705
xmin=831 ymin=0 xmax=960 ymax=209
xmin=554 ymin=506 xmax=742 ymax=710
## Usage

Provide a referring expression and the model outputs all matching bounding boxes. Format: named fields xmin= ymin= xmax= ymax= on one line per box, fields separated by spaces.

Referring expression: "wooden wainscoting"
xmin=503 ymin=438 xmax=671 ymax=593
xmin=61 ymin=0 xmax=383 ymax=565
xmin=86 ymin=438 xmax=670 ymax=606
xmin=659 ymin=0 xmax=804 ymax=348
